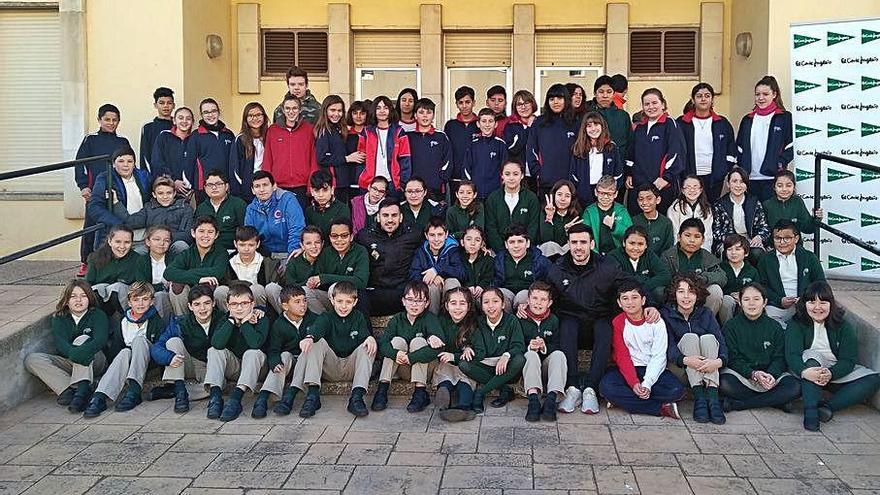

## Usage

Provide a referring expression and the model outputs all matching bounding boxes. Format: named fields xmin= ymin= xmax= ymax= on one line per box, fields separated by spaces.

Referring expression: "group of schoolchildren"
xmin=26 ymin=67 xmax=879 ymax=433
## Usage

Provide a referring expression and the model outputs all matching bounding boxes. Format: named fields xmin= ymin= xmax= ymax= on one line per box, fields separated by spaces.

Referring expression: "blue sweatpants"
xmin=600 ymin=366 xmax=685 ymax=416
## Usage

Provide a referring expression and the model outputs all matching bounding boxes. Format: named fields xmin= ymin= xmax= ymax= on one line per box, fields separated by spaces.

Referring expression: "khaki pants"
xmin=678 ymin=333 xmax=720 ymax=387
xmin=169 ymin=285 xmax=191 ymax=316
xmin=720 ymin=294 xmax=737 ymax=324
xmin=428 ymin=279 xmax=462 ymax=314
xmin=432 ymin=361 xmax=474 ymax=388
xmin=261 ymin=351 xmax=309 ymax=396
xmin=522 ymin=350 xmax=567 ymax=395
xmin=204 ymin=348 xmax=266 ymax=392
xmin=305 ymin=339 xmax=374 ymax=390
xmin=91 ymin=282 xmax=130 ymax=310
xmin=214 ymin=284 xmax=268 ymax=312
xmin=24 ymin=335 xmax=106 ymax=395
xmin=705 ymin=284 xmax=723 ymax=317
xmin=379 ymin=336 xmax=431 ymax=385
xmin=266 ymin=283 xmax=330 ymax=315
xmin=766 ymin=305 xmax=796 ymax=329
xmin=154 ymin=291 xmax=172 ymax=321
xmin=161 ymin=337 xmax=207 ymax=382
xmin=96 ymin=335 xmax=151 ymax=400
xmin=500 ymin=288 xmax=529 ymax=313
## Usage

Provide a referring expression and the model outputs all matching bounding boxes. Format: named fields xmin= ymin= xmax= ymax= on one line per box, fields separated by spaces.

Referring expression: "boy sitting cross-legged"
xmin=300 ymin=281 xmax=377 ymax=418
xmin=204 ymin=284 xmax=269 ymax=422
xmin=519 ymin=281 xmax=567 ymax=422
xmin=372 ymin=281 xmax=442 ymax=413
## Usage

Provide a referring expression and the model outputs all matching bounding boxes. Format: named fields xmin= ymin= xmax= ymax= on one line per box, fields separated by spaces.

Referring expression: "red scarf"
xmin=753 ymin=101 xmax=779 ymax=116
xmin=525 ymin=306 xmax=551 ymax=322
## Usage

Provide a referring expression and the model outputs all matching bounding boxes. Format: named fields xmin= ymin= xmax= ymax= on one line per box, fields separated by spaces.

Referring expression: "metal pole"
xmin=813 ymin=153 xmax=822 ymax=259
xmin=0 ymin=224 xmax=105 ymax=265
xmin=0 ymin=155 xmax=110 ymax=181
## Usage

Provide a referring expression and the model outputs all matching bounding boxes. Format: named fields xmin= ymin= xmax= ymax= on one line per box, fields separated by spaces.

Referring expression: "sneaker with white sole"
xmin=581 ymin=387 xmax=599 ymax=414
xmin=660 ymin=402 xmax=680 ymax=419
xmin=557 ymin=386 xmax=582 ymax=413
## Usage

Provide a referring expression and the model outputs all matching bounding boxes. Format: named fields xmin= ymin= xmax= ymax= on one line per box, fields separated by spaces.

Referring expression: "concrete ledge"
xmin=836 ymin=291 xmax=880 ymax=409
xmin=0 ymin=315 xmax=53 ymax=415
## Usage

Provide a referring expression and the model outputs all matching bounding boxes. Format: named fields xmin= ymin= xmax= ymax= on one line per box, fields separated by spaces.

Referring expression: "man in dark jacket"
xmin=546 ymin=223 xmax=660 ymax=415
xmin=355 ymin=199 xmax=423 ymax=316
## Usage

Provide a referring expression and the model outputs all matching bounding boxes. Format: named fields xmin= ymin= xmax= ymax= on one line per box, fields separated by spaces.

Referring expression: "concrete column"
xmin=60 ymin=0 xmax=88 ymax=219
xmin=605 ymin=3 xmax=629 ymax=76
xmin=420 ymin=4 xmax=442 ymax=117
xmin=328 ymin=3 xmax=352 ymax=104
xmin=700 ymin=2 xmax=724 ymax=93
xmin=512 ymin=4 xmax=535 ymax=94
xmin=237 ymin=3 xmax=260 ymax=94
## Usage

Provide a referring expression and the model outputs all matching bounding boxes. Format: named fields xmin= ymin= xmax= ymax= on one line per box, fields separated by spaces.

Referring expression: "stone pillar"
xmin=512 ymin=4 xmax=535 ymax=94
xmin=420 ymin=4 xmax=442 ymax=118
xmin=237 ymin=3 xmax=260 ymax=94
xmin=700 ymin=2 xmax=724 ymax=93
xmin=605 ymin=3 xmax=629 ymax=76
xmin=60 ymin=0 xmax=88 ymax=219
xmin=328 ymin=3 xmax=353 ymax=104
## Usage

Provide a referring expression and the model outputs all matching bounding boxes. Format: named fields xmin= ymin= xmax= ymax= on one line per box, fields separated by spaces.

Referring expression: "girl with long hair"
xmin=570 ymin=111 xmax=624 ymax=204
xmin=435 ymin=287 xmax=480 ymax=421
xmin=229 ymin=102 xmax=267 ymax=201
xmin=736 ymin=76 xmax=793 ymax=201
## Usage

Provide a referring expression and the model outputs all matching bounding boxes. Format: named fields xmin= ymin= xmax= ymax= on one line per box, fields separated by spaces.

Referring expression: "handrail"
xmin=812 ymin=153 xmax=880 ymax=260
xmin=0 ymin=155 xmax=112 ymax=266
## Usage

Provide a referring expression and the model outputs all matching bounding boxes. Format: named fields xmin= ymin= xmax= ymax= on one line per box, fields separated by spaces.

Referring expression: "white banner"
xmin=790 ymin=18 xmax=880 ymax=280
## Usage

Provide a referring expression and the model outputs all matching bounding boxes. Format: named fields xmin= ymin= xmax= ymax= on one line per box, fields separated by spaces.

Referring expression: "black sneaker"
xmin=490 ymin=387 xmax=514 ymax=408
xmin=818 ymin=402 xmax=834 ymax=423
xmin=173 ymin=388 xmax=190 ymax=414
xmin=274 ymin=388 xmax=297 ymax=416
xmin=82 ymin=394 xmax=107 ymax=419
xmin=692 ymin=397 xmax=710 ymax=423
xmin=406 ymin=388 xmax=431 ymax=413
xmin=206 ymin=396 xmax=224 ymax=420
xmin=114 ymin=389 xmax=143 ymax=412
xmin=251 ymin=396 xmax=268 ymax=419
xmin=348 ymin=391 xmax=369 ymax=417
xmin=370 ymin=382 xmax=389 ymax=411
xmin=147 ymin=383 xmax=176 ymax=401
xmin=299 ymin=394 xmax=322 ymax=418
xmin=708 ymin=396 xmax=726 ymax=425
xmin=219 ymin=396 xmax=243 ymax=422
xmin=57 ymin=387 xmax=75 ymax=406
xmin=525 ymin=395 xmax=541 ymax=422
xmin=541 ymin=395 xmax=558 ymax=422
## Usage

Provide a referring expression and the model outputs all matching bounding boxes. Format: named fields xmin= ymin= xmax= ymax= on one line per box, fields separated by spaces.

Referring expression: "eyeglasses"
xmin=515 ymin=101 xmax=531 ymax=107
xmin=227 ymin=301 xmax=253 ymax=309
xmin=403 ymin=297 xmax=427 ymax=304
xmin=329 ymin=233 xmax=350 ymax=240
xmin=369 ymin=185 xmax=387 ymax=195
xmin=405 ymin=189 xmax=425 ymax=194
xmin=773 ymin=236 xmax=796 ymax=242
xmin=246 ymin=113 xmax=264 ymax=119
xmin=595 ymin=190 xmax=616 ymax=197
xmin=205 ymin=181 xmax=226 ymax=188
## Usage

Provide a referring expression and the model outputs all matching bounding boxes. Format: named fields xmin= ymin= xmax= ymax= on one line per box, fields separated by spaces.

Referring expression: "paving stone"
xmin=593 ymin=465 xmax=639 ymax=494
xmin=348 ymin=408 xmax=431 ymax=432
xmin=611 ymin=425 xmax=698 ymax=453
xmin=771 ymin=434 xmax=841 ymax=454
xmin=341 ymin=430 xmax=398 ymax=444
xmin=447 ymin=453 xmax=531 ymax=467
xmin=315 ymin=425 xmax=349 ymax=443
xmin=513 ymin=426 xmax=560 ymax=447
xmin=820 ymin=421 xmax=877 ymax=444
xmin=833 ymin=442 xmax=880 ymax=454
xmin=299 ymin=443 xmax=345 ymax=464
xmin=206 ymin=452 xmax=265 ymax=472
xmin=752 ymin=408 xmax=821 ymax=436
xmin=248 ymin=490 xmax=338 ymax=495
xmin=0 ymin=423 xmax=63 ymax=445
xmin=0 ymin=465 xmax=53 ymax=482
xmin=69 ymin=425 xmax=141 ymax=444
xmin=141 ymin=452 xmax=217 ymax=478
xmin=533 ymin=443 xmax=619 ymax=465
xmin=725 ymin=455 xmax=775 ymax=478
xmin=182 ymin=489 xmax=245 ymax=495
xmin=748 ymin=477 xmax=852 ymax=495
xmin=140 ymin=419 xmax=222 ymax=434
xmin=344 ymin=465 xmax=441 ymax=494
xmin=216 ymin=423 xmax=273 ymax=435
xmin=557 ymin=424 xmax=613 ymax=445
xmin=685 ymin=476 xmax=757 ymax=495
xmin=761 ymin=453 xmax=837 ymax=478
xmin=836 ymin=474 xmax=880 ymax=490
xmin=439 ymin=491 xmax=502 ymax=495
xmin=442 ymin=433 xmax=478 ymax=454
xmin=746 ymin=434 xmax=784 ymax=454
xmin=283 ymin=465 xmax=353 ymax=490
xmin=250 ymin=442 xmax=310 ymax=455
xmin=171 ymin=434 xmax=261 ymax=453
xmin=441 ymin=466 xmax=532 ymax=489
xmin=476 ymin=427 xmax=530 ymax=454
xmin=263 ymin=425 xmax=326 ymax=443
xmin=123 ymin=432 xmax=184 ymax=444
xmin=395 ymin=432 xmax=445 ymax=452
xmin=633 ymin=466 xmax=692 ymax=494
xmin=533 ymin=463 xmax=594 ymax=490
xmin=617 ymin=452 xmax=678 ymax=467
xmin=386 ymin=452 xmax=446 ymax=466
xmin=85 ymin=476 xmax=192 ymax=494
xmin=0 ymin=445 xmax=29 ymax=464
xmin=20 ymin=475 xmax=99 ymax=495
xmin=675 ymin=454 xmax=735 ymax=477
xmin=691 ymin=433 xmax=757 ymax=454
xmin=192 ymin=472 xmax=290 ymax=489
xmin=77 ymin=441 xmax=169 ymax=464
xmin=10 ymin=442 xmax=90 ymax=465
xmin=53 ymin=460 xmax=148 ymax=477
xmin=427 ymin=413 xmax=483 ymax=434
xmin=336 ymin=444 xmax=392 ymax=465
xmin=44 ymin=424 xmax=90 ymax=442
xmin=0 ymin=480 xmax=32 ymax=494
xmin=818 ymin=454 xmax=880 ymax=476
xmin=256 ymin=454 xmax=303 ymax=472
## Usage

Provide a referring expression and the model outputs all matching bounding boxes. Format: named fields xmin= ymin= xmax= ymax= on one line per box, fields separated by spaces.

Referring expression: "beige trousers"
xmin=678 ymin=333 xmax=720 ymax=387
xmin=379 ymin=336 xmax=431 ymax=386
xmin=95 ymin=335 xmax=151 ymax=400
xmin=304 ymin=338 xmax=375 ymax=390
xmin=204 ymin=348 xmax=266 ymax=392
xmin=24 ymin=335 xmax=106 ymax=395
xmin=522 ymin=349 xmax=567 ymax=395
xmin=260 ymin=351 xmax=309 ymax=396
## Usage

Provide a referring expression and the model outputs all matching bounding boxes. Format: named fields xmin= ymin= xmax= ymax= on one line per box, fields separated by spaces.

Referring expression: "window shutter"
xmin=629 ymin=31 xmax=662 ymax=74
xmin=354 ymin=32 xmax=421 ymax=68
xmin=263 ymin=31 xmax=295 ymax=75
xmin=663 ymin=31 xmax=697 ymax=74
xmin=445 ymin=32 xmax=511 ymax=67
xmin=535 ymin=31 xmax=605 ymax=67
xmin=296 ymin=31 xmax=328 ymax=74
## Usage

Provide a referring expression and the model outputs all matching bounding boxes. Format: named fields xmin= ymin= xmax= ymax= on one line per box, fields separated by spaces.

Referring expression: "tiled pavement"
xmin=1 ymin=392 xmax=880 ymax=494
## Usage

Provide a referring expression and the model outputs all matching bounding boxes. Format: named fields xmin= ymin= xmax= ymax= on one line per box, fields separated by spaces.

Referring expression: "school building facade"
xmin=0 ymin=0 xmax=878 ymax=260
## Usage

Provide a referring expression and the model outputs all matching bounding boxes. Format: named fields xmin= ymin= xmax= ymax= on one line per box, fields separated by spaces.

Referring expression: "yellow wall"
xmin=182 ymin=0 xmax=233 ymax=116
xmin=0 ymin=201 xmax=80 ymax=260
xmin=729 ymin=0 xmax=769 ymax=120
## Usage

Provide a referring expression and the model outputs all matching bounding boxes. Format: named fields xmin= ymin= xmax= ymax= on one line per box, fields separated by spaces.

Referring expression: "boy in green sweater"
xmin=519 ymin=281 xmax=566 ymax=422
xmin=305 ymin=170 xmax=352 ymax=237
xmin=606 ymin=226 xmax=671 ymax=305
xmin=631 ymin=184 xmax=674 ymax=256
xmin=164 ymin=216 xmax=229 ymax=316
xmin=253 ymin=286 xmax=319 ymax=418
xmin=372 ymin=281 xmax=442 ymax=413
xmin=307 ymin=218 xmax=370 ymax=314
xmin=301 ymin=281 xmax=377 ymax=417
xmin=581 ymin=175 xmax=633 ymax=255
xmin=214 ymin=226 xmax=271 ymax=312
xmin=204 ymin=284 xmax=269 ymax=422
xmin=660 ymin=218 xmax=727 ymax=316
xmin=194 ymin=170 xmax=248 ymax=252
xmin=266 ymin=226 xmax=323 ymax=314
xmin=719 ymin=234 xmax=759 ymax=324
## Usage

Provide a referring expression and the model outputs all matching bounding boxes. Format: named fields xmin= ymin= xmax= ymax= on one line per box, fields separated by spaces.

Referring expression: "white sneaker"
xmin=558 ymin=386 xmax=582 ymax=413
xmin=581 ymin=387 xmax=599 ymax=414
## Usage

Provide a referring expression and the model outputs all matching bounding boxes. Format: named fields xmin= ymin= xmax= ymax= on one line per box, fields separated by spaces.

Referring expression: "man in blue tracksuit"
xmin=443 ymin=86 xmax=479 ymax=193
xmin=139 ymin=87 xmax=175 ymax=177
xmin=244 ymin=171 xmax=305 ymax=276
xmin=463 ymin=108 xmax=508 ymax=200
xmin=406 ymin=98 xmax=452 ymax=203
xmin=75 ymin=103 xmax=132 ymax=275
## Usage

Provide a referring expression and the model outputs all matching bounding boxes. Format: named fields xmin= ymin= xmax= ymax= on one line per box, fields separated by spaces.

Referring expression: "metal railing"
xmin=0 ymin=155 xmax=111 ymax=265
xmin=812 ymin=153 xmax=880 ymax=260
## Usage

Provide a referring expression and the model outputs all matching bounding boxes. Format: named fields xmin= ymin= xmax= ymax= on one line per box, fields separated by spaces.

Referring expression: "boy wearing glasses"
xmin=581 ymin=175 xmax=632 ymax=256
xmin=306 ymin=218 xmax=370 ymax=314
xmin=205 ymin=284 xmax=269 ymax=422
xmin=757 ymin=220 xmax=825 ymax=328
xmin=305 ymin=170 xmax=352 ymax=237
xmin=194 ymin=171 xmax=248 ymax=252
xmin=372 ymin=281 xmax=442 ymax=413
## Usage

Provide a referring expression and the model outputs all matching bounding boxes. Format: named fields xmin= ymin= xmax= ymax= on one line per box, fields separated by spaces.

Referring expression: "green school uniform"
xmin=305 ymin=200 xmax=352 ymax=237
xmin=723 ymin=312 xmax=786 ymax=379
xmin=380 ymin=311 xmax=442 ymax=364
xmin=721 ymin=261 xmax=759 ymax=295
xmin=402 ymin=203 xmax=433 ymax=231
xmin=430 ymin=316 xmax=470 ymax=362
xmin=756 ymin=246 xmax=825 ymax=308
xmin=210 ymin=315 xmax=268 ymax=359
xmin=314 ymin=244 xmax=370 ymax=290
xmin=135 ymin=252 xmax=176 ymax=292
xmin=502 ymin=251 xmax=536 ymax=293
xmin=463 ymin=253 xmax=494 ymax=288
xmin=607 ymin=247 xmax=672 ymax=294
xmin=632 ymin=212 xmax=674 ymax=256
xmin=177 ymin=308 xmax=226 ymax=362
xmin=485 ymin=188 xmax=540 ymax=251
xmin=194 ymin=195 xmax=248 ymax=252
xmin=762 ymin=196 xmax=815 ymax=236
xmin=519 ymin=313 xmax=560 ymax=354
xmin=539 ymin=211 xmax=578 ymax=245
xmin=266 ymin=311 xmax=319 ymax=368
xmin=163 ymin=244 xmax=229 ymax=286
xmin=86 ymin=250 xmax=147 ymax=285
xmin=52 ymin=308 xmax=109 ymax=366
xmin=582 ymin=202 xmax=632 ymax=254
xmin=308 ymin=309 xmax=370 ymax=358
xmin=446 ymin=203 xmax=486 ymax=240
xmin=471 ymin=313 xmax=525 ymax=361
xmin=284 ymin=254 xmax=319 ymax=286
xmin=785 ymin=318 xmax=858 ymax=380
xmin=108 ymin=311 xmax=165 ymax=357
xmin=661 ymin=246 xmax=728 ymax=288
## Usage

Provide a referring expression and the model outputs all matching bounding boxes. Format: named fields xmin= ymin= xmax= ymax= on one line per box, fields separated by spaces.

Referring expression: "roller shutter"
xmin=445 ymin=32 xmax=511 ymax=67
xmin=536 ymin=31 xmax=605 ymax=67
xmin=354 ymin=31 xmax=421 ymax=68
